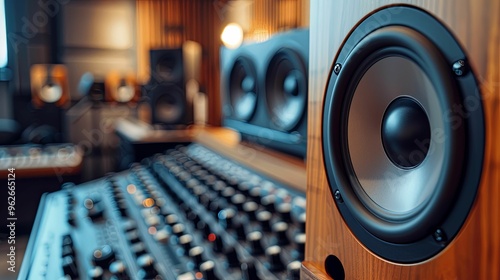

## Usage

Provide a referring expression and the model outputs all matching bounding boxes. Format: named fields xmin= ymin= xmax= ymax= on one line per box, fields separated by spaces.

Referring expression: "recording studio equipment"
xmin=30 ymin=64 xmax=70 ymax=108
xmin=0 ymin=143 xmax=83 ymax=235
xmin=24 ymin=64 xmax=70 ymax=143
xmin=304 ymin=2 xmax=500 ymax=280
xmin=220 ymin=29 xmax=309 ymax=158
xmin=146 ymin=45 xmax=199 ymax=127
xmin=105 ymin=72 xmax=140 ymax=104
xmin=20 ymin=143 xmax=306 ymax=280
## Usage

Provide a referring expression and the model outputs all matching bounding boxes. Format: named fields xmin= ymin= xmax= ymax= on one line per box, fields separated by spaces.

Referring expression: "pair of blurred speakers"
xmin=305 ymin=1 xmax=499 ymax=280
xmin=220 ymin=29 xmax=309 ymax=158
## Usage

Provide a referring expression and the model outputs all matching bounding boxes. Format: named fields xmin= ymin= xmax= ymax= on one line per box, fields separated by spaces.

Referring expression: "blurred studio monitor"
xmin=304 ymin=2 xmax=500 ymax=280
xmin=220 ymin=29 xmax=309 ymax=158
xmin=30 ymin=64 xmax=70 ymax=109
xmin=143 ymin=42 xmax=201 ymax=128
xmin=105 ymin=72 xmax=140 ymax=104
xmin=25 ymin=64 xmax=70 ymax=143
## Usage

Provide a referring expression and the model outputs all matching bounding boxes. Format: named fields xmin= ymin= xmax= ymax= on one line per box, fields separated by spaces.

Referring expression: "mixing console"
xmin=19 ymin=143 xmax=306 ymax=280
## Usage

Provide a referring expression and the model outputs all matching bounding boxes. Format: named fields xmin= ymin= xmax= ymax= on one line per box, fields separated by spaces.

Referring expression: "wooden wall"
xmin=135 ymin=0 xmax=309 ymax=125
xmin=303 ymin=0 xmax=500 ymax=279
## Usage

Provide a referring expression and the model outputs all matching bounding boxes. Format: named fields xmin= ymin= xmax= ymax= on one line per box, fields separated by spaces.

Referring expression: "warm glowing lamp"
xmin=221 ymin=23 xmax=244 ymax=49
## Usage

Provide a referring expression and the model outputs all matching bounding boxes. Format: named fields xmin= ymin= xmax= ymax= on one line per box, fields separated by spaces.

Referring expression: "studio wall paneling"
xmin=135 ymin=0 xmax=309 ymax=125
xmin=61 ymin=0 xmax=137 ymax=99
xmin=304 ymin=0 xmax=500 ymax=279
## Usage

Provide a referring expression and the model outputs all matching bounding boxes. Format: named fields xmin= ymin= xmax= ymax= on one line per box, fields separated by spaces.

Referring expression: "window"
xmin=0 ymin=0 xmax=7 ymax=68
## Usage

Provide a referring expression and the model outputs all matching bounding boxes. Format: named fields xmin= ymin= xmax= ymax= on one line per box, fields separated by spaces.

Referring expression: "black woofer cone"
xmin=322 ymin=6 xmax=484 ymax=263
xmin=151 ymin=84 xmax=185 ymax=124
xmin=156 ymin=53 xmax=183 ymax=83
xmin=229 ymin=57 xmax=258 ymax=121
xmin=266 ymin=48 xmax=307 ymax=131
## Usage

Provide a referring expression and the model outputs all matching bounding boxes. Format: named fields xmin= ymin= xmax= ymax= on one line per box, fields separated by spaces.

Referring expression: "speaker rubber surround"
xmin=265 ymin=48 xmax=308 ymax=131
xmin=229 ymin=56 xmax=258 ymax=122
xmin=322 ymin=6 xmax=484 ymax=263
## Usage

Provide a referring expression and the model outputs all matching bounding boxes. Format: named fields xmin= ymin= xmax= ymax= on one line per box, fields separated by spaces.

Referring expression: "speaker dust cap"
xmin=266 ymin=48 xmax=307 ymax=131
xmin=229 ymin=56 xmax=258 ymax=122
xmin=322 ymin=6 xmax=484 ymax=263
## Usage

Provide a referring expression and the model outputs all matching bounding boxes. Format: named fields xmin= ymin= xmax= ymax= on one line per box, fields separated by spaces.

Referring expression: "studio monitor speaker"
xmin=220 ymin=29 xmax=309 ymax=158
xmin=105 ymin=72 xmax=140 ymax=104
xmin=145 ymin=47 xmax=193 ymax=127
xmin=304 ymin=1 xmax=499 ymax=280
xmin=25 ymin=64 xmax=70 ymax=143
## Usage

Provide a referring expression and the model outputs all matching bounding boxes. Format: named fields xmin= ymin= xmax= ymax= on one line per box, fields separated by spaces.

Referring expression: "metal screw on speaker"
xmin=333 ymin=63 xmax=342 ymax=75
xmin=452 ymin=59 xmax=468 ymax=76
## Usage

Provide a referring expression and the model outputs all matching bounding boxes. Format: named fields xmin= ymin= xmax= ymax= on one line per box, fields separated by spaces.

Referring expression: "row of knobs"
xmin=160 ymin=148 xmax=305 ymax=279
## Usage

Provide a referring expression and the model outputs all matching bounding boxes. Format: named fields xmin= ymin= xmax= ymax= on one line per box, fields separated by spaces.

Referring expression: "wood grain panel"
xmin=305 ymin=0 xmax=500 ymax=279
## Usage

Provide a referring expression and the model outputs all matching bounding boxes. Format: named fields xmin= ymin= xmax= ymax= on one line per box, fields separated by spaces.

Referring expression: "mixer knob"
xmin=295 ymin=233 xmax=306 ymax=260
xmin=137 ymin=254 xmax=158 ymax=279
xmin=109 ymin=260 xmax=128 ymax=279
xmin=165 ymin=214 xmax=179 ymax=226
xmin=221 ymin=187 xmax=236 ymax=200
xmin=127 ymin=230 xmax=141 ymax=244
xmin=186 ymin=211 xmax=201 ymax=225
xmin=62 ymin=234 xmax=73 ymax=247
xmin=297 ymin=212 xmax=306 ymax=233
xmin=224 ymin=246 xmax=240 ymax=268
xmin=62 ymin=245 xmax=75 ymax=258
xmin=287 ymin=261 xmax=302 ymax=280
xmin=154 ymin=228 xmax=170 ymax=244
xmin=234 ymin=220 xmax=247 ymax=240
xmin=247 ymin=231 xmax=264 ymax=255
xmin=179 ymin=234 xmax=193 ymax=252
xmin=261 ymin=195 xmax=276 ymax=212
xmin=243 ymin=201 xmax=259 ymax=220
xmin=272 ymin=222 xmax=290 ymax=245
xmin=248 ymin=186 xmax=262 ymax=202
xmin=265 ymin=245 xmax=284 ymax=272
xmin=67 ymin=211 xmax=77 ymax=226
xmin=256 ymin=211 xmax=272 ymax=232
xmin=209 ymin=198 xmax=227 ymax=215
xmin=92 ymin=245 xmax=115 ymax=269
xmin=189 ymin=246 xmax=205 ymax=267
xmin=218 ymin=208 xmax=236 ymax=229
xmin=132 ymin=242 xmax=147 ymax=257
xmin=211 ymin=181 xmax=226 ymax=194
xmin=241 ymin=262 xmax=260 ymax=280
xmin=61 ymin=255 xmax=78 ymax=279
xmin=88 ymin=266 xmax=104 ymax=280
xmin=209 ymin=231 xmax=224 ymax=253
xmin=172 ymin=223 xmax=186 ymax=237
xmin=231 ymin=194 xmax=246 ymax=211
xmin=277 ymin=203 xmax=292 ymax=222
xmin=200 ymin=260 xmax=219 ymax=280
xmin=238 ymin=182 xmax=251 ymax=195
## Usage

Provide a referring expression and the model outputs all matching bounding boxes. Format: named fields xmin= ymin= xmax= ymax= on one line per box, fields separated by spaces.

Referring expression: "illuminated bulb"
xmin=221 ymin=23 xmax=244 ymax=49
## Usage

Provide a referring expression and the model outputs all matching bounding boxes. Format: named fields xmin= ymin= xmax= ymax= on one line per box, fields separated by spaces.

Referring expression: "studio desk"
xmin=18 ymin=118 xmax=307 ymax=280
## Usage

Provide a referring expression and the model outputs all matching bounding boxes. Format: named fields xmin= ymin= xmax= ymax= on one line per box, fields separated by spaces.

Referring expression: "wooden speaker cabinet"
xmin=304 ymin=1 xmax=499 ymax=279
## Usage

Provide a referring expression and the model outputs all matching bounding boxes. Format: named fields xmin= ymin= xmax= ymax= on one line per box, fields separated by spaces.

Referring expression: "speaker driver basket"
xmin=322 ymin=6 xmax=484 ymax=263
